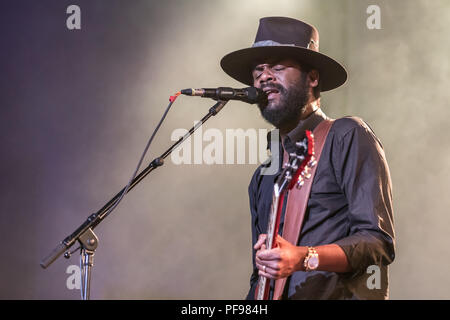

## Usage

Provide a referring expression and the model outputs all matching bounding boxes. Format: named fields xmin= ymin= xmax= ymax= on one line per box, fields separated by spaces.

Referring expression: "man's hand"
xmin=254 ymin=234 xmax=306 ymax=280
xmin=254 ymin=234 xmax=352 ymax=278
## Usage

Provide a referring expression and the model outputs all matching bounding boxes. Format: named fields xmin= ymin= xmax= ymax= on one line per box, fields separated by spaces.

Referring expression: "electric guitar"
xmin=255 ymin=130 xmax=316 ymax=300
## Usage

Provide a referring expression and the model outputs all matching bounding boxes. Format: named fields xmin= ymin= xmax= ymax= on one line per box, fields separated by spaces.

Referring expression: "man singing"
xmin=220 ymin=17 xmax=395 ymax=299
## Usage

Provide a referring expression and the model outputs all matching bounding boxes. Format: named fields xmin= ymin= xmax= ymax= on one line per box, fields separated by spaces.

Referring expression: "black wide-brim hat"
xmin=220 ymin=17 xmax=347 ymax=92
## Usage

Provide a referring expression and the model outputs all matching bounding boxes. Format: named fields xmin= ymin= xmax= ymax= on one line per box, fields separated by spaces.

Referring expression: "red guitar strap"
xmin=273 ymin=119 xmax=334 ymax=300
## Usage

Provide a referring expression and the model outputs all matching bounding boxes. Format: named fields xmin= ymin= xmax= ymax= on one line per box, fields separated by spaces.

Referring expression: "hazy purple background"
xmin=1 ymin=0 xmax=450 ymax=299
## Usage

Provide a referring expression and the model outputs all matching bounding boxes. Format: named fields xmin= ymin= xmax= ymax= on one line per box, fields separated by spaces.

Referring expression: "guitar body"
xmin=255 ymin=130 xmax=315 ymax=300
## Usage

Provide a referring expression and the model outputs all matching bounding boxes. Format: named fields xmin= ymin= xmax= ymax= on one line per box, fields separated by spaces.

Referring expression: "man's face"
xmin=252 ymin=58 xmax=310 ymax=129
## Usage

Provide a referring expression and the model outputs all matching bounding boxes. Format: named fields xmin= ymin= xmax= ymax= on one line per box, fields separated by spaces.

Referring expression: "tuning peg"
xmin=296 ymin=141 xmax=307 ymax=149
xmin=285 ymin=171 xmax=292 ymax=178
xmin=301 ymin=167 xmax=312 ymax=179
xmin=308 ymin=156 xmax=317 ymax=168
xmin=296 ymin=176 xmax=305 ymax=189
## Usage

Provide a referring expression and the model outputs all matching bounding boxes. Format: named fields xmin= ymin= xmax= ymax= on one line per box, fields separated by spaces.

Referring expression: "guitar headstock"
xmin=276 ymin=130 xmax=316 ymax=192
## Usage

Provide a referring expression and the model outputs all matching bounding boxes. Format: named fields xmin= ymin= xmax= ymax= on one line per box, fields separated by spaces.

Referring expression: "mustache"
xmin=260 ymin=82 xmax=286 ymax=95
xmin=258 ymin=83 xmax=286 ymax=108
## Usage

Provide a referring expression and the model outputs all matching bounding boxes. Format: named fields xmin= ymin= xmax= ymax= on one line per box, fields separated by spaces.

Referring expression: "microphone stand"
xmin=40 ymin=99 xmax=229 ymax=300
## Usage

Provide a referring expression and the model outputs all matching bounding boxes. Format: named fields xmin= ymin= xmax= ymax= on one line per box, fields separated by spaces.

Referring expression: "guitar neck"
xmin=255 ymin=131 xmax=314 ymax=300
xmin=256 ymin=187 xmax=285 ymax=300
xmin=265 ymin=192 xmax=280 ymax=249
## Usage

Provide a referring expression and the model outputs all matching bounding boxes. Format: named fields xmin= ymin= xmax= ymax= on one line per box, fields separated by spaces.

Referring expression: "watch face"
xmin=308 ymin=255 xmax=319 ymax=269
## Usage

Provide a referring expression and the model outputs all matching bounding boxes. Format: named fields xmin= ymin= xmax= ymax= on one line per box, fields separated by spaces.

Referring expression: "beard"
xmin=257 ymin=74 xmax=309 ymax=129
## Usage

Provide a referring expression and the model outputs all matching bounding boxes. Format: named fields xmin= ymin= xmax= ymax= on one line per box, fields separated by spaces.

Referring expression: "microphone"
xmin=180 ymin=87 xmax=266 ymax=104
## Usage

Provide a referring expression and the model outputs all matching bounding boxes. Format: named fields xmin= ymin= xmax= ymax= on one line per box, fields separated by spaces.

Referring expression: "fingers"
xmin=254 ymin=234 xmax=286 ymax=279
xmin=256 ymin=261 xmax=281 ymax=280
xmin=255 ymin=234 xmax=289 ymax=251
xmin=255 ymin=247 xmax=281 ymax=280
xmin=256 ymin=246 xmax=281 ymax=261
xmin=275 ymin=234 xmax=289 ymax=247
xmin=256 ymin=257 xmax=280 ymax=271
xmin=254 ymin=234 xmax=267 ymax=250
xmin=258 ymin=265 xmax=274 ymax=279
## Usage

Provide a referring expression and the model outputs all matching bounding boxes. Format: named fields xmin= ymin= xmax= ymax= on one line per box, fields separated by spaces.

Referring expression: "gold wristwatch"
xmin=304 ymin=247 xmax=319 ymax=271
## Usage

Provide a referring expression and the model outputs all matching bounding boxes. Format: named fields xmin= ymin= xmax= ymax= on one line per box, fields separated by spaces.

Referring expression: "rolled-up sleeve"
xmin=332 ymin=119 xmax=395 ymax=276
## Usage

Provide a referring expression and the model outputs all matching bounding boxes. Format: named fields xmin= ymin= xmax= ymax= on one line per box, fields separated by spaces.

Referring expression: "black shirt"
xmin=247 ymin=109 xmax=395 ymax=299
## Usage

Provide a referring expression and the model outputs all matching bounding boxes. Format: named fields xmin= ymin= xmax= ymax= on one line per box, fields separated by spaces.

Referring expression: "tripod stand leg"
xmin=80 ymin=248 xmax=95 ymax=300
xmin=77 ymin=227 xmax=98 ymax=300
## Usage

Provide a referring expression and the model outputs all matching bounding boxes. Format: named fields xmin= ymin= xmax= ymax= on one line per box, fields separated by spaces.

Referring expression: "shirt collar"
xmin=265 ymin=108 xmax=328 ymax=151
xmin=282 ymin=108 xmax=328 ymax=154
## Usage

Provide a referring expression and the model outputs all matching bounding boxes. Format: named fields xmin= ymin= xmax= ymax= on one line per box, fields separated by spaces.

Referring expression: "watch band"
xmin=304 ymin=246 xmax=319 ymax=271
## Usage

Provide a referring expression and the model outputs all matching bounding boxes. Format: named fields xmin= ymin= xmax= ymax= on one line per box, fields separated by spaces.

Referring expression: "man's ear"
xmin=308 ymin=69 xmax=320 ymax=88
